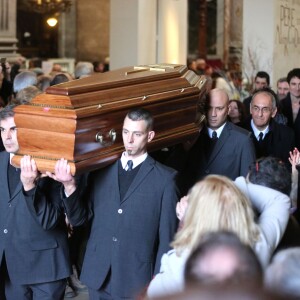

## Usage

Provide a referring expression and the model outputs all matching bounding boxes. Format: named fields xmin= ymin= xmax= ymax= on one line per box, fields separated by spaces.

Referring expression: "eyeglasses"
xmin=251 ymin=105 xmax=273 ymax=114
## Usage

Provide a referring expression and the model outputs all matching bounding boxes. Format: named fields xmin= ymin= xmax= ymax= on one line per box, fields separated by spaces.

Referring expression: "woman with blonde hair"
xmin=172 ymin=175 xmax=259 ymax=253
xmin=147 ymin=174 xmax=290 ymax=298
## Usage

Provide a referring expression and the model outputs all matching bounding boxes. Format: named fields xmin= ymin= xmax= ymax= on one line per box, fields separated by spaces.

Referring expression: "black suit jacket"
xmin=69 ymin=155 xmax=179 ymax=298
xmin=0 ymin=152 xmax=83 ymax=285
xmin=178 ymin=122 xmax=256 ymax=195
xmin=243 ymin=118 xmax=295 ymax=164
xmin=281 ymin=93 xmax=300 ymax=149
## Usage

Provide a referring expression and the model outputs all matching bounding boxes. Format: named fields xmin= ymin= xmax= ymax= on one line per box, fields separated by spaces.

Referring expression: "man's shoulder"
xmin=271 ymin=121 xmax=295 ymax=137
xmin=280 ymin=94 xmax=291 ymax=107
xmin=147 ymin=156 xmax=177 ymax=176
xmin=226 ymin=122 xmax=252 ymax=138
xmin=0 ymin=151 xmax=8 ymax=162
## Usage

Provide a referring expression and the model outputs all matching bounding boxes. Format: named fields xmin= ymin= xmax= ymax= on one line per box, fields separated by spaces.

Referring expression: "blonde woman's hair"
xmin=172 ymin=175 xmax=260 ymax=253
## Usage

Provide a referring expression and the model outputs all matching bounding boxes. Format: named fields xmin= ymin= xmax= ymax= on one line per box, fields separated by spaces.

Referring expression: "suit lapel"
xmin=0 ymin=153 xmax=10 ymax=202
xmin=10 ymin=174 xmax=22 ymax=201
xmin=121 ymin=156 xmax=154 ymax=203
xmin=207 ymin=123 xmax=231 ymax=165
xmin=0 ymin=152 xmax=20 ymax=202
xmin=111 ymin=161 xmax=121 ymax=203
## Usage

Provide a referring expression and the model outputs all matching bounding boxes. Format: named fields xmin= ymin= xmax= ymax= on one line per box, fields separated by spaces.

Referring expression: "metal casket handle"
xmin=95 ymin=129 xmax=117 ymax=146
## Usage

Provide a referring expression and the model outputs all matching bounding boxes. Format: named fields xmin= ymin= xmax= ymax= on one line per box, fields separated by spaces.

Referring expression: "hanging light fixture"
xmin=26 ymin=0 xmax=72 ymax=14
xmin=47 ymin=17 xmax=58 ymax=27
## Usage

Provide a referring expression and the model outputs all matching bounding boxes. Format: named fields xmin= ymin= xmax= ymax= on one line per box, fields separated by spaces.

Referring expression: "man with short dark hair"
xmin=0 ymin=104 xmax=83 ymax=300
xmin=281 ymin=68 xmax=300 ymax=149
xmin=277 ymin=77 xmax=289 ymax=100
xmin=51 ymin=108 xmax=179 ymax=299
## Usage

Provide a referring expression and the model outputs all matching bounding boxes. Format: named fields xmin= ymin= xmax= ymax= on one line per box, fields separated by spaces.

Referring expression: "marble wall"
xmin=76 ymin=0 xmax=110 ymax=62
xmin=0 ymin=0 xmax=18 ymax=58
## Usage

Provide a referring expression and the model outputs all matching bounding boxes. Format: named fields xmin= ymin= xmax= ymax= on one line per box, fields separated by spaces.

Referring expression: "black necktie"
xmin=258 ymin=132 xmax=263 ymax=142
xmin=212 ymin=131 xmax=218 ymax=140
xmin=126 ymin=160 xmax=133 ymax=171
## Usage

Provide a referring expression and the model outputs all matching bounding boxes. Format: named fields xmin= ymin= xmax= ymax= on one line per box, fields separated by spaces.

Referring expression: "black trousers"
xmin=1 ymin=255 xmax=66 ymax=300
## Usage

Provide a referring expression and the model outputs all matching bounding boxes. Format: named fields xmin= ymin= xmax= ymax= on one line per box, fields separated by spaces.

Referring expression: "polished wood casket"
xmin=12 ymin=64 xmax=209 ymax=175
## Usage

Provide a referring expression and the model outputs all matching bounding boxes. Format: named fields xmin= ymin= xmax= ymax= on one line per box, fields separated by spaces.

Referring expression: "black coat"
xmin=243 ymin=118 xmax=295 ymax=164
xmin=281 ymin=93 xmax=300 ymax=149
xmin=69 ymin=156 xmax=179 ymax=298
xmin=0 ymin=151 xmax=83 ymax=285
xmin=178 ymin=122 xmax=256 ymax=195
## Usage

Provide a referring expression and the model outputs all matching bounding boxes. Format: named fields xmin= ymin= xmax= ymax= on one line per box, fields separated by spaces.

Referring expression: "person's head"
xmin=287 ymin=68 xmax=300 ymax=99
xmin=52 ymin=64 xmax=62 ymax=73
xmin=204 ymin=65 xmax=214 ymax=77
xmin=228 ymin=100 xmax=246 ymax=124
xmin=196 ymin=58 xmax=206 ymax=71
xmin=153 ymin=284 xmax=279 ymax=300
xmin=50 ymin=73 xmax=70 ymax=86
xmin=184 ymin=231 xmax=262 ymax=287
xmin=171 ymin=175 xmax=260 ymax=252
xmin=205 ymin=88 xmax=230 ymax=130
xmin=187 ymin=59 xmax=197 ymax=72
xmin=74 ymin=61 xmax=94 ymax=79
xmin=37 ymin=75 xmax=52 ymax=91
xmin=15 ymin=86 xmax=42 ymax=104
xmin=13 ymin=71 xmax=37 ymax=93
xmin=0 ymin=104 xmax=19 ymax=153
xmin=248 ymin=157 xmax=291 ymax=196
xmin=276 ymin=77 xmax=289 ymax=100
xmin=250 ymin=88 xmax=278 ymax=131
xmin=254 ymin=71 xmax=270 ymax=91
xmin=122 ymin=108 xmax=155 ymax=159
xmin=265 ymin=248 xmax=300 ymax=298
xmin=93 ymin=61 xmax=106 ymax=73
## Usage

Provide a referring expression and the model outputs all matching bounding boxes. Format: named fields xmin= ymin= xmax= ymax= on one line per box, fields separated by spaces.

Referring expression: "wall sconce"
xmin=47 ymin=17 xmax=58 ymax=27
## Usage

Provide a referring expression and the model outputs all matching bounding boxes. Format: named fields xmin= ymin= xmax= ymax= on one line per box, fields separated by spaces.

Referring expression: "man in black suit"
xmin=0 ymin=105 xmax=83 ymax=299
xmin=178 ymin=88 xmax=256 ymax=195
xmin=281 ymin=68 xmax=300 ymax=149
xmin=242 ymin=87 xmax=295 ymax=164
xmin=53 ymin=108 xmax=179 ymax=299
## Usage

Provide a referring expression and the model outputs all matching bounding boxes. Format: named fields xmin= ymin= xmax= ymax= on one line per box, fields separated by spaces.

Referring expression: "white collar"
xmin=207 ymin=122 xmax=226 ymax=138
xmin=251 ymin=119 xmax=269 ymax=140
xmin=121 ymin=152 xmax=148 ymax=170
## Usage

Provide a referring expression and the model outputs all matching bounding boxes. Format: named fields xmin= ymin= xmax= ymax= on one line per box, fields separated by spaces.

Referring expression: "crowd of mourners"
xmin=0 ymin=56 xmax=300 ymax=300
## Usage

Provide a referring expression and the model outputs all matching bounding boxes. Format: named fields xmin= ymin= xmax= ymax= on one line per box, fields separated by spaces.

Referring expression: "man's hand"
xmin=176 ymin=195 xmax=189 ymax=221
xmin=20 ymin=155 xmax=39 ymax=191
xmin=46 ymin=158 xmax=76 ymax=196
xmin=289 ymin=147 xmax=300 ymax=173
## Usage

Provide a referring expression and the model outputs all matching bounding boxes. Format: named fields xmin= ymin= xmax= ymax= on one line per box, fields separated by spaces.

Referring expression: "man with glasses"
xmin=242 ymin=87 xmax=294 ymax=164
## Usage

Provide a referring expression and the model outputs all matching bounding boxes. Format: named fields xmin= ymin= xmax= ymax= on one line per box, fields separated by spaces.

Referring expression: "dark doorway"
xmin=17 ymin=0 xmax=58 ymax=60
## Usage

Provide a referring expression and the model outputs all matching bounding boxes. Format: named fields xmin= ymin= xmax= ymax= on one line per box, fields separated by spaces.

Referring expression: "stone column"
xmin=76 ymin=0 xmax=110 ymax=62
xmin=110 ymin=0 xmax=188 ymax=70
xmin=0 ymin=0 xmax=18 ymax=58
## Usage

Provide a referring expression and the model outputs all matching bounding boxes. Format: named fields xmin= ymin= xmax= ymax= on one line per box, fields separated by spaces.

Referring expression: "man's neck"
xmin=291 ymin=94 xmax=300 ymax=102
xmin=251 ymin=119 xmax=269 ymax=132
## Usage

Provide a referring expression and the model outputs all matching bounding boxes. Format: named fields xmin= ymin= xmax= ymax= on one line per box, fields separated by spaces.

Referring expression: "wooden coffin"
xmin=12 ymin=64 xmax=208 ymax=175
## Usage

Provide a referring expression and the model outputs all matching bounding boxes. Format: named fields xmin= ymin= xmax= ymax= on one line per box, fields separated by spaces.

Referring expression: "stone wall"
xmin=76 ymin=0 xmax=110 ymax=62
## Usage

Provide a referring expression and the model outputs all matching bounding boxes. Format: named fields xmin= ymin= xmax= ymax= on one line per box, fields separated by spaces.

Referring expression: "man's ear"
xmin=271 ymin=107 xmax=278 ymax=118
xmin=148 ymin=131 xmax=155 ymax=142
xmin=227 ymin=105 xmax=231 ymax=115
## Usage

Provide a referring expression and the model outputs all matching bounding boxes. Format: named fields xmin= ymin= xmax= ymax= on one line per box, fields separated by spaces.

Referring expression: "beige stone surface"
xmin=76 ymin=0 xmax=110 ymax=62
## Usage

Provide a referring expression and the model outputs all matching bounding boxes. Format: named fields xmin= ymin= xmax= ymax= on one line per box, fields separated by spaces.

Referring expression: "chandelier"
xmin=26 ymin=0 xmax=72 ymax=14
